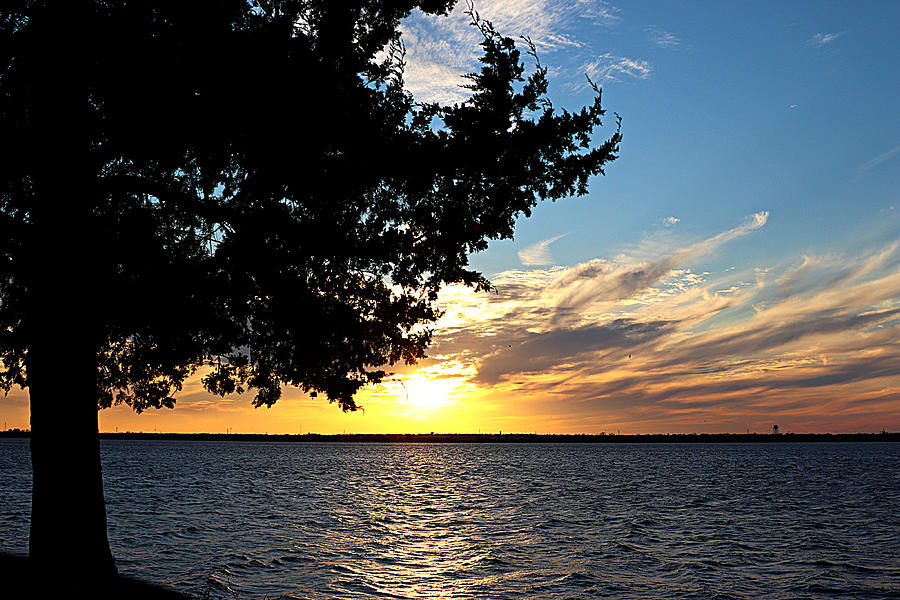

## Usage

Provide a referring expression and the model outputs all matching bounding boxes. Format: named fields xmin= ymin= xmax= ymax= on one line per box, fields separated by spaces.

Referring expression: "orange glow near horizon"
xmin=2 ymin=229 xmax=900 ymax=435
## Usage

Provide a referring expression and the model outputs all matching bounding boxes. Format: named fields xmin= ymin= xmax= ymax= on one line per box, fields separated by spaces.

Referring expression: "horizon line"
xmin=3 ymin=429 xmax=897 ymax=440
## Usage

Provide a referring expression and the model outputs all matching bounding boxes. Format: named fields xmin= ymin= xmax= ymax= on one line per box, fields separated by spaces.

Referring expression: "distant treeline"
xmin=1 ymin=430 xmax=898 ymax=443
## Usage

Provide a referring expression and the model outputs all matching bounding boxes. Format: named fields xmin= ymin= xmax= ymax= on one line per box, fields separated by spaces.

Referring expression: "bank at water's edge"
xmin=0 ymin=552 xmax=192 ymax=600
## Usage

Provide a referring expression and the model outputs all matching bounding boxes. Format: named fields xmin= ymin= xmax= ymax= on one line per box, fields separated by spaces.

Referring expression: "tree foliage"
xmin=0 ymin=0 xmax=620 ymax=414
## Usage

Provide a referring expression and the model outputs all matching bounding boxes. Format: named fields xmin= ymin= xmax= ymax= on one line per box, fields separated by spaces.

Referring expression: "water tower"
xmin=772 ymin=424 xmax=780 ymax=435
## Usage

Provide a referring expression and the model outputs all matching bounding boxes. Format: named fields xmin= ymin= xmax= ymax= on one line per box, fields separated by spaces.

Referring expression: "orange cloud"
xmin=2 ymin=214 xmax=897 ymax=434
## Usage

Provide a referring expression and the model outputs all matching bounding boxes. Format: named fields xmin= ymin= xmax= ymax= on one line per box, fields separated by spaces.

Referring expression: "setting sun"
xmin=373 ymin=361 xmax=475 ymax=416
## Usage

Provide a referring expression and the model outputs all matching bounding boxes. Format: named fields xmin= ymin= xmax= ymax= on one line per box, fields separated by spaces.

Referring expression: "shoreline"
xmin=0 ymin=551 xmax=192 ymax=599
xmin=2 ymin=431 xmax=898 ymax=443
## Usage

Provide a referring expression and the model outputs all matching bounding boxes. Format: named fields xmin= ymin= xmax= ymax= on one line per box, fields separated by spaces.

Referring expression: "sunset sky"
xmin=3 ymin=0 xmax=899 ymax=434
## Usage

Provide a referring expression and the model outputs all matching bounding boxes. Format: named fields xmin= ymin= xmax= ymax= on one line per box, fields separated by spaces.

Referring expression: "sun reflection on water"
xmin=313 ymin=444 xmax=527 ymax=598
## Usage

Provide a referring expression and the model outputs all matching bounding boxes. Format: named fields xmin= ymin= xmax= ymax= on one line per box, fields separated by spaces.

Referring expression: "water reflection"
xmin=2 ymin=440 xmax=898 ymax=599
xmin=313 ymin=444 xmax=522 ymax=598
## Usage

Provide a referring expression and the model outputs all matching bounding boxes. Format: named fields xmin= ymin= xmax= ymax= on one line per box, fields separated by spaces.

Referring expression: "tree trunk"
xmin=23 ymin=1 xmax=117 ymax=583
xmin=27 ymin=315 xmax=117 ymax=581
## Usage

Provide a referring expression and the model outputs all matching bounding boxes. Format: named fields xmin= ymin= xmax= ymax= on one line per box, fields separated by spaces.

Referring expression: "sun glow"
xmin=401 ymin=373 xmax=456 ymax=411
xmin=374 ymin=361 xmax=476 ymax=416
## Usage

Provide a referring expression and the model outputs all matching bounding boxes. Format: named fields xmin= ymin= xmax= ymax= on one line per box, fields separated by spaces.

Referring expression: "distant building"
xmin=772 ymin=424 xmax=780 ymax=435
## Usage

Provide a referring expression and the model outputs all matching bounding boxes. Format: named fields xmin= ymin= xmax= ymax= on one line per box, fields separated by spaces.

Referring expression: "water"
xmin=1 ymin=440 xmax=899 ymax=599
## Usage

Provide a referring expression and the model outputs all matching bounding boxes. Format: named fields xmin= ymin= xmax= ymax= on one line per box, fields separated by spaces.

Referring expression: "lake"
xmin=1 ymin=440 xmax=898 ymax=598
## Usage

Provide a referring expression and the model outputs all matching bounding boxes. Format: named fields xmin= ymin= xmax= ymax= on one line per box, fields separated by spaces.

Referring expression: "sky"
xmin=3 ymin=0 xmax=899 ymax=434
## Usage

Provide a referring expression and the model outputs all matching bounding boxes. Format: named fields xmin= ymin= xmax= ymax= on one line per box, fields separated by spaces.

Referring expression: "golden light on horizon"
xmin=371 ymin=361 xmax=476 ymax=418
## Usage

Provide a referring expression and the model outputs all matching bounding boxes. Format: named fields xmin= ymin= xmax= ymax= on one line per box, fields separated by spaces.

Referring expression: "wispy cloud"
xmin=645 ymin=25 xmax=679 ymax=48
xmin=401 ymin=1 xmax=598 ymax=103
xmin=518 ymin=233 xmax=570 ymax=266
xmin=423 ymin=212 xmax=900 ymax=432
xmin=544 ymin=212 xmax=767 ymax=318
xmin=808 ymin=31 xmax=845 ymax=47
xmin=858 ymin=144 xmax=900 ymax=174
xmin=400 ymin=1 xmax=639 ymax=103
xmin=576 ymin=0 xmax=621 ymax=28
xmin=583 ymin=53 xmax=652 ymax=81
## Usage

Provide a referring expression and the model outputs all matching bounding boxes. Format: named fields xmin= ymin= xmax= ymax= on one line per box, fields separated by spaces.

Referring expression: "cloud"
xmin=518 ymin=232 xmax=570 ymax=266
xmin=576 ymin=0 xmax=621 ymax=27
xmin=645 ymin=25 xmax=679 ymax=48
xmin=663 ymin=216 xmax=680 ymax=226
xmin=475 ymin=318 xmax=673 ymax=384
xmin=546 ymin=212 xmax=768 ymax=315
xmin=399 ymin=0 xmax=619 ymax=104
xmin=808 ymin=31 xmax=845 ymax=47
xmin=399 ymin=1 xmax=640 ymax=103
xmin=421 ymin=212 xmax=900 ymax=432
xmin=583 ymin=53 xmax=652 ymax=81
xmin=858 ymin=144 xmax=900 ymax=174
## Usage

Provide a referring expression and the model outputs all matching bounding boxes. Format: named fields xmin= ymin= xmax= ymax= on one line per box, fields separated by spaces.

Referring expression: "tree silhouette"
xmin=0 ymin=0 xmax=620 ymax=588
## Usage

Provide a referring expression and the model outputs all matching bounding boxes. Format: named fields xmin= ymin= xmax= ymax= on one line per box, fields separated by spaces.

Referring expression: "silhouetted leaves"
xmin=0 ymin=1 xmax=620 ymax=413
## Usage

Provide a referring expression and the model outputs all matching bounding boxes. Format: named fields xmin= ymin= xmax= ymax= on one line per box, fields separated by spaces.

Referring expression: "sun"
xmin=375 ymin=361 xmax=476 ymax=415
xmin=401 ymin=372 xmax=457 ymax=411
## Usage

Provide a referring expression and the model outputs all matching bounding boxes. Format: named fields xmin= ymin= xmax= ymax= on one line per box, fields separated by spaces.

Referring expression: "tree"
xmin=0 ymin=0 xmax=620 ymax=588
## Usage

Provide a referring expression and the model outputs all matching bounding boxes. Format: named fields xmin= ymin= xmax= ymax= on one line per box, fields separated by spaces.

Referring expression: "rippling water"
xmin=2 ymin=440 xmax=899 ymax=598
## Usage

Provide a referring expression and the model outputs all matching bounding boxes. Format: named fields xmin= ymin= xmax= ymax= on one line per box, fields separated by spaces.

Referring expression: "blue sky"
xmin=395 ymin=0 xmax=900 ymax=277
